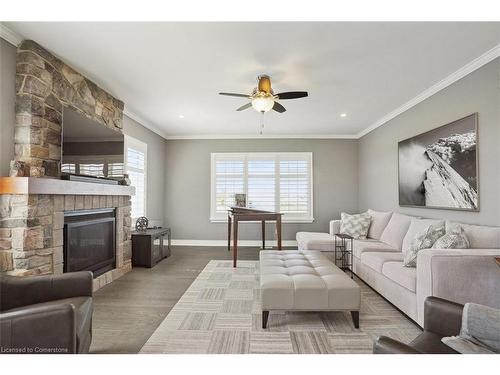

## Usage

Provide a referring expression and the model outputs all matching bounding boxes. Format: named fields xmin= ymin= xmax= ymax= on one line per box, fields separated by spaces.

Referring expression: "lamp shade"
xmin=251 ymin=96 xmax=275 ymax=113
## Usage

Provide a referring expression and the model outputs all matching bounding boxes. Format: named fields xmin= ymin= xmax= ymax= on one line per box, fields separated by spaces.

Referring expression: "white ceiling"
xmin=4 ymin=22 xmax=500 ymax=138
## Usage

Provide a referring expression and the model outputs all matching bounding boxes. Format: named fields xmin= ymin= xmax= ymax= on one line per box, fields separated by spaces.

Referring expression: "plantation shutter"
xmin=211 ymin=152 xmax=313 ymax=222
xmin=214 ymin=156 xmax=245 ymax=215
xmin=247 ymin=157 xmax=276 ymax=211
xmin=279 ymin=157 xmax=311 ymax=217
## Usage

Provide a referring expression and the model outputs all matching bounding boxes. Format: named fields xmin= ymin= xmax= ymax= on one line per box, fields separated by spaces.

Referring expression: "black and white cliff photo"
xmin=398 ymin=113 xmax=478 ymax=210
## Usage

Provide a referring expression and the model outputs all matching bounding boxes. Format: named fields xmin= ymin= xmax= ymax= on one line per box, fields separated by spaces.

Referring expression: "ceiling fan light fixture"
xmin=251 ymin=94 xmax=275 ymax=113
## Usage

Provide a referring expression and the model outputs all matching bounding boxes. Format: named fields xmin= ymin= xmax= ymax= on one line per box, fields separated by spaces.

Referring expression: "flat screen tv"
xmin=61 ymin=107 xmax=125 ymax=181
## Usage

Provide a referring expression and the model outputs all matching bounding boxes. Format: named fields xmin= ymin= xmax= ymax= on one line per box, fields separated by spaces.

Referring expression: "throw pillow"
xmin=402 ymin=218 xmax=445 ymax=252
xmin=367 ymin=209 xmax=393 ymax=240
xmin=340 ymin=212 xmax=371 ymax=239
xmin=403 ymin=225 xmax=445 ymax=267
xmin=446 ymin=221 xmax=500 ymax=249
xmin=379 ymin=213 xmax=417 ymax=250
xmin=433 ymin=224 xmax=470 ymax=249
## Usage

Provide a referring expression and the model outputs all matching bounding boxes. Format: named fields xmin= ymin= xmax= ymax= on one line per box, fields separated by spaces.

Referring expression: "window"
xmin=210 ymin=152 xmax=313 ymax=222
xmin=125 ymin=136 xmax=147 ymax=220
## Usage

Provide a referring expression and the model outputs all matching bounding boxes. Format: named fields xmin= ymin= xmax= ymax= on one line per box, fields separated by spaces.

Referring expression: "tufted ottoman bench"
xmin=259 ymin=250 xmax=360 ymax=329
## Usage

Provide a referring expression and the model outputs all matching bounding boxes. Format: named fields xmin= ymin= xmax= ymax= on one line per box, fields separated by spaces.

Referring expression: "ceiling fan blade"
xmin=272 ymin=102 xmax=286 ymax=113
xmin=236 ymin=103 xmax=252 ymax=111
xmin=219 ymin=92 xmax=250 ymax=98
xmin=276 ymin=91 xmax=308 ymax=100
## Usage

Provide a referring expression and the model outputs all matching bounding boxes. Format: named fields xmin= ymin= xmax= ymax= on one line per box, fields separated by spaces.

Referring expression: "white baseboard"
xmin=170 ymin=239 xmax=298 ymax=247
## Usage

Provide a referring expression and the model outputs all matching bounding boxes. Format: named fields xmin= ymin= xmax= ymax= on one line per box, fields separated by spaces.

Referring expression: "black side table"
xmin=334 ymin=233 xmax=354 ymax=278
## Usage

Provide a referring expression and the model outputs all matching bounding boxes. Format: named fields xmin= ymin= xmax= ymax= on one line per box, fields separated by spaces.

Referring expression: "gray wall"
xmin=358 ymin=58 xmax=500 ymax=226
xmin=164 ymin=139 xmax=358 ymax=240
xmin=0 ymin=38 xmax=16 ymax=176
xmin=123 ymin=115 xmax=167 ymax=227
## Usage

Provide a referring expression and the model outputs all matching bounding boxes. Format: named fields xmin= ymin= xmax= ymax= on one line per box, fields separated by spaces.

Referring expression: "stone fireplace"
xmin=0 ymin=188 xmax=133 ymax=290
xmin=0 ymin=39 xmax=133 ymax=290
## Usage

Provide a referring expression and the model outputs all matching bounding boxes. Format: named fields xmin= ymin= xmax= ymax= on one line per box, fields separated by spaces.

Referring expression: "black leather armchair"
xmin=373 ymin=296 xmax=464 ymax=354
xmin=0 ymin=271 xmax=94 ymax=354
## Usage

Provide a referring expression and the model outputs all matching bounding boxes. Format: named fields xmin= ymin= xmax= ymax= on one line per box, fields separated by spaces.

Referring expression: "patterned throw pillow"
xmin=340 ymin=212 xmax=372 ymax=239
xmin=403 ymin=225 xmax=445 ymax=267
xmin=432 ymin=224 xmax=470 ymax=249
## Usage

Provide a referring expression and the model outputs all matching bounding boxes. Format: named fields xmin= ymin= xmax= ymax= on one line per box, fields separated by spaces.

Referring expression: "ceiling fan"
xmin=219 ymin=75 xmax=308 ymax=114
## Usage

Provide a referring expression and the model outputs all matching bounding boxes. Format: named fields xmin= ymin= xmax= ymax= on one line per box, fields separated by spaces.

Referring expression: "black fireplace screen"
xmin=64 ymin=209 xmax=116 ymax=278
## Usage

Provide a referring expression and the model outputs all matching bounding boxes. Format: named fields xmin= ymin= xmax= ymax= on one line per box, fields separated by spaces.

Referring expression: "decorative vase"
xmin=120 ymin=173 xmax=131 ymax=186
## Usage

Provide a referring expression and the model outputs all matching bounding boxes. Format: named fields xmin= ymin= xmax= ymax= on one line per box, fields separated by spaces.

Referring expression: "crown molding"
xmin=164 ymin=133 xmax=357 ymax=140
xmin=0 ymin=23 xmax=23 ymax=46
xmin=357 ymin=43 xmax=500 ymax=138
xmin=123 ymin=107 xmax=169 ymax=139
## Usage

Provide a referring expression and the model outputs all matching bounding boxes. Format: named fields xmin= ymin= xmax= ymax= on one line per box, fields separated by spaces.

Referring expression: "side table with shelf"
xmin=334 ymin=233 xmax=354 ymax=278
xmin=132 ymin=228 xmax=171 ymax=268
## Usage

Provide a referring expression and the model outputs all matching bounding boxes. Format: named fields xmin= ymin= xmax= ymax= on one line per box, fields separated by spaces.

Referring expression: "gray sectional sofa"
xmin=296 ymin=210 xmax=500 ymax=326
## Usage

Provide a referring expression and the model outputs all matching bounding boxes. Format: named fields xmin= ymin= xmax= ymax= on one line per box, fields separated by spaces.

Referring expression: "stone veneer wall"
xmin=0 ymin=194 xmax=132 ymax=290
xmin=0 ymin=39 xmax=131 ymax=290
xmin=14 ymin=40 xmax=124 ymax=177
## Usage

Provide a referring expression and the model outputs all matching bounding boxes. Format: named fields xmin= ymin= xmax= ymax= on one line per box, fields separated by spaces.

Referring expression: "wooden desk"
xmin=227 ymin=207 xmax=283 ymax=267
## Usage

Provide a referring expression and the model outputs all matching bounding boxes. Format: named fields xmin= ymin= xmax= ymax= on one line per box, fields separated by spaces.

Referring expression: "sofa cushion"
xmin=340 ymin=212 xmax=371 ymax=239
xmin=360 ymin=251 xmax=404 ymax=273
xmin=380 ymin=213 xmax=416 ymax=250
xmin=382 ymin=261 xmax=417 ymax=292
xmin=446 ymin=221 xmax=500 ymax=249
xmin=402 ymin=218 xmax=445 ymax=252
xmin=367 ymin=209 xmax=393 ymax=240
xmin=353 ymin=239 xmax=398 ymax=259
xmin=296 ymin=232 xmax=335 ymax=251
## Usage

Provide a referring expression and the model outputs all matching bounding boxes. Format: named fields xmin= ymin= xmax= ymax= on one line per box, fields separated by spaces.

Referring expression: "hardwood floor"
xmin=90 ymin=246 xmax=264 ymax=353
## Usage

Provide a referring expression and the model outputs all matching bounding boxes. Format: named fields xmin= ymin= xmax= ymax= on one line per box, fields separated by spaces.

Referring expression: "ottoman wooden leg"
xmin=262 ymin=311 xmax=269 ymax=329
xmin=351 ymin=311 xmax=359 ymax=328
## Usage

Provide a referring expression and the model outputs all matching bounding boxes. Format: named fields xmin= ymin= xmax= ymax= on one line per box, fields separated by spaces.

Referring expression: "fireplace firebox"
xmin=64 ymin=209 xmax=116 ymax=278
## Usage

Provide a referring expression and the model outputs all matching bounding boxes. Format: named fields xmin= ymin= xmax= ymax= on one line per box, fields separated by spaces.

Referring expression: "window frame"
xmin=210 ymin=152 xmax=314 ymax=223
xmin=125 ymin=135 xmax=148 ymax=221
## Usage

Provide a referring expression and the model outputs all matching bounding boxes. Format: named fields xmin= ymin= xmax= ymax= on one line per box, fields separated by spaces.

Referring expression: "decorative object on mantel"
xmin=120 ymin=173 xmax=131 ymax=186
xmin=9 ymin=160 xmax=30 ymax=177
xmin=135 ymin=216 xmax=149 ymax=232
xmin=234 ymin=193 xmax=246 ymax=207
xmin=398 ymin=113 xmax=478 ymax=211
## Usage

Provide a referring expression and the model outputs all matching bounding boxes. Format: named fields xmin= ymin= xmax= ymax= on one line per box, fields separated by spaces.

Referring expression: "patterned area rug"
xmin=140 ymin=260 xmax=421 ymax=354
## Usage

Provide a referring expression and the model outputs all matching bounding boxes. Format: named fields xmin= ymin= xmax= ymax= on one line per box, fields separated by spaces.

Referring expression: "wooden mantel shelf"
xmin=0 ymin=177 xmax=135 ymax=196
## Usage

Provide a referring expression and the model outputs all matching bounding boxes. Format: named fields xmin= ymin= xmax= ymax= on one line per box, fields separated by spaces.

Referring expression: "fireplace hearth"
xmin=64 ymin=209 xmax=116 ymax=278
